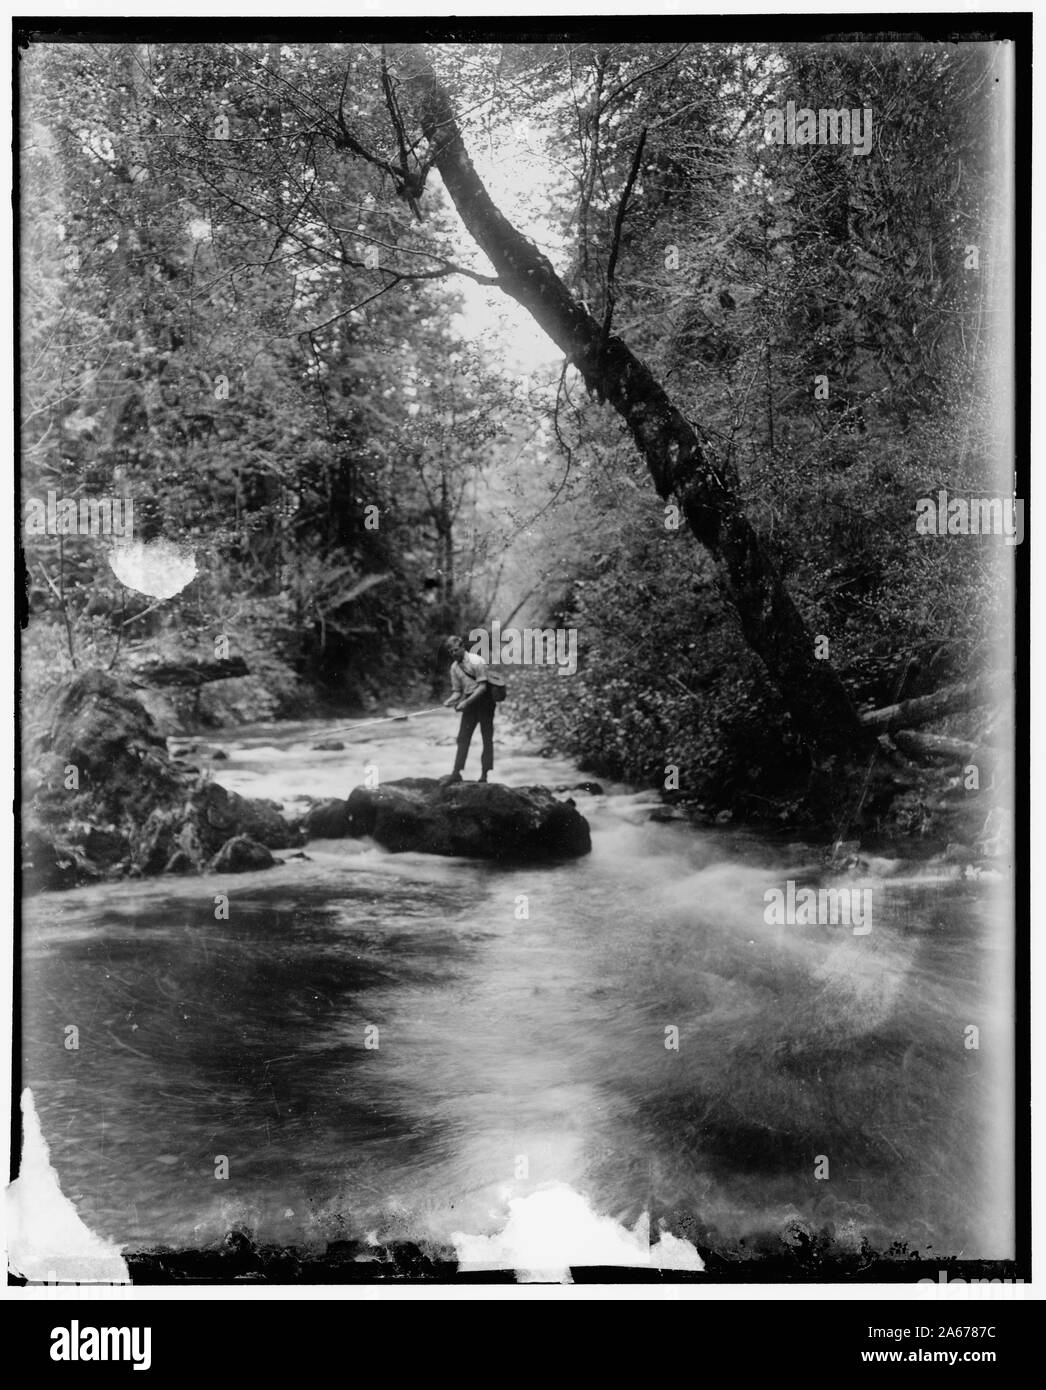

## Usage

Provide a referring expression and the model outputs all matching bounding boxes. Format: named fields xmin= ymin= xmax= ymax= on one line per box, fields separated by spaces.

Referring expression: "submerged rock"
xmin=21 ymin=828 xmax=96 ymax=891
xmin=208 ymin=835 xmax=276 ymax=873
xmin=342 ymin=778 xmax=591 ymax=861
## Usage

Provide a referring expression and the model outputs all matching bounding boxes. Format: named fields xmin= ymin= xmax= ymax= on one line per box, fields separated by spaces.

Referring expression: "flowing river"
xmin=21 ymin=711 xmax=1014 ymax=1270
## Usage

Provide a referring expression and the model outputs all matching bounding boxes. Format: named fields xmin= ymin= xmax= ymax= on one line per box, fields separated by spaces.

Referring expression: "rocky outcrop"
xmin=336 ymin=778 xmax=591 ymax=861
xmin=131 ymin=781 xmax=297 ymax=876
xmin=22 ymin=670 xmax=302 ymax=891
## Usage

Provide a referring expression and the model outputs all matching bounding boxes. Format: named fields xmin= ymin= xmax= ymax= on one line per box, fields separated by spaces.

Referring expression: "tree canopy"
xmin=21 ymin=39 xmax=1013 ymax=799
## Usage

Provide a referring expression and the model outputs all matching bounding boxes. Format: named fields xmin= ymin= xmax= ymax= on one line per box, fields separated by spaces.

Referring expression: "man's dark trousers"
xmin=454 ymin=687 xmax=495 ymax=775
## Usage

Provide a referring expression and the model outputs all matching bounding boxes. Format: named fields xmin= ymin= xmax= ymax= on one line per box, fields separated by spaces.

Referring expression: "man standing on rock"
xmin=442 ymin=635 xmax=495 ymax=783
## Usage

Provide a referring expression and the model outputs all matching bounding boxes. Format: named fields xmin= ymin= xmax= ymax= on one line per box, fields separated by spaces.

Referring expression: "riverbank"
xmin=505 ymin=661 xmax=1013 ymax=870
xmin=20 ymin=670 xmax=1012 ymax=893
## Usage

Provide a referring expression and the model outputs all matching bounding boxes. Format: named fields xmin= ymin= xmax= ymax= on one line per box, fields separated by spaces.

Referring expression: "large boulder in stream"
xmin=340 ymin=777 xmax=591 ymax=861
xmin=300 ymin=798 xmax=353 ymax=839
xmin=22 ymin=669 xmax=303 ymax=891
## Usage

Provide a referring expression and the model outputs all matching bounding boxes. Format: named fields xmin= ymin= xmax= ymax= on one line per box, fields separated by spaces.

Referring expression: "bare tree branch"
xmin=599 ymin=125 xmax=647 ymax=382
xmin=381 ymin=45 xmax=425 ymax=220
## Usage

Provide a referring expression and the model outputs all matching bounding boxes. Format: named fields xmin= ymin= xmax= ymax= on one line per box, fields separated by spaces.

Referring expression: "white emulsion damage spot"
xmin=107 ymin=538 xmax=197 ymax=599
xmin=452 ymin=1183 xmax=704 ymax=1283
xmin=6 ymin=1089 xmax=130 ymax=1284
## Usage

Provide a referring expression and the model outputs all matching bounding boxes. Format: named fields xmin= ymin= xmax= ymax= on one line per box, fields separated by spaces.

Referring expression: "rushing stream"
xmin=21 ymin=711 xmax=1014 ymax=1269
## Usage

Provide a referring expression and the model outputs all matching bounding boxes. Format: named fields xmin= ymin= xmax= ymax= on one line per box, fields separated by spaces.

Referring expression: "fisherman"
xmin=442 ymin=634 xmax=495 ymax=783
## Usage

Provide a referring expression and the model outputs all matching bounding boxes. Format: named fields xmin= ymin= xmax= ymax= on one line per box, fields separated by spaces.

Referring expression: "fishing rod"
xmin=321 ymin=706 xmax=448 ymax=738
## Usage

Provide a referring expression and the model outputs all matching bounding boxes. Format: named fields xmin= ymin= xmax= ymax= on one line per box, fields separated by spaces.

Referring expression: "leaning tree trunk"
xmin=130 ymin=656 xmax=250 ymax=688
xmin=859 ymin=675 xmax=1009 ymax=735
xmin=390 ymin=45 xmax=867 ymax=755
xmin=891 ymin=730 xmax=980 ymax=763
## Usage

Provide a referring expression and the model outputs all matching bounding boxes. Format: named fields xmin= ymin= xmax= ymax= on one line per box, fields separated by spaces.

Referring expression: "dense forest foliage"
xmin=21 ymin=40 xmax=1013 ymax=811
